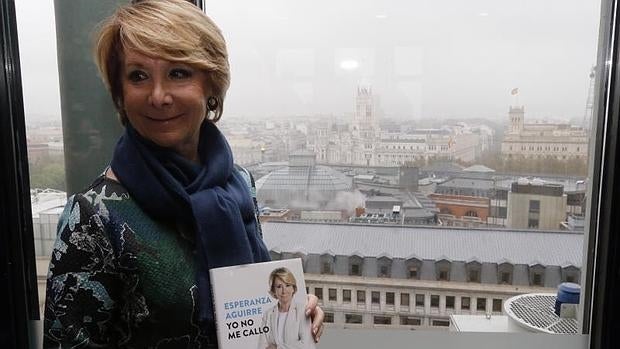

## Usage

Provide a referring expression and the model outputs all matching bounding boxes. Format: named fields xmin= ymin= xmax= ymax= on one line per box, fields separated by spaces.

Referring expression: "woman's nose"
xmin=148 ymin=80 xmax=173 ymax=108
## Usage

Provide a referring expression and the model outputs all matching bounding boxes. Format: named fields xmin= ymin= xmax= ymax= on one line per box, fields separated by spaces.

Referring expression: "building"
xmin=506 ymin=179 xmax=567 ymax=230
xmin=351 ymin=86 xmax=380 ymax=166
xmin=263 ymin=221 xmax=582 ymax=330
xmin=501 ymin=106 xmax=589 ymax=161
xmin=435 ymin=177 xmax=494 ymax=198
xmin=308 ymin=88 xmax=487 ymax=167
xmin=30 ymin=189 xmax=66 ymax=257
xmin=255 ymin=152 xmax=353 ymax=209
xmin=430 ymin=193 xmax=490 ymax=227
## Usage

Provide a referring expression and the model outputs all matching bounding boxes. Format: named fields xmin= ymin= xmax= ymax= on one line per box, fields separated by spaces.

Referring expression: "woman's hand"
xmin=305 ymin=294 xmax=325 ymax=343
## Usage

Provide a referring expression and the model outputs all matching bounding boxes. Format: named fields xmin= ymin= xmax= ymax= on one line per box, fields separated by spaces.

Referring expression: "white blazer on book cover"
xmin=257 ymin=301 xmax=315 ymax=349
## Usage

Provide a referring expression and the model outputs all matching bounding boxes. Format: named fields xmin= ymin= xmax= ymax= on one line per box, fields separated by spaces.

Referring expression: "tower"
xmin=353 ymin=86 xmax=378 ymax=138
xmin=352 ymin=86 xmax=378 ymax=166
xmin=508 ymin=106 xmax=524 ymax=134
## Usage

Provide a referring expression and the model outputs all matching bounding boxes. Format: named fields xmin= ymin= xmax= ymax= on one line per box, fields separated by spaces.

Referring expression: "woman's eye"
xmin=169 ymin=68 xmax=192 ymax=80
xmin=127 ymin=70 xmax=148 ymax=82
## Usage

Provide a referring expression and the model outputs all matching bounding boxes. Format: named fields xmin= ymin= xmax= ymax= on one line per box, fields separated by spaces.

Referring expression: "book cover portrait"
xmin=210 ymin=258 xmax=317 ymax=349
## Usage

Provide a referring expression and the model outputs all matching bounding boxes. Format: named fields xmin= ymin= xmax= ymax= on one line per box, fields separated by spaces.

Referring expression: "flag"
xmin=510 ymin=88 xmax=519 ymax=95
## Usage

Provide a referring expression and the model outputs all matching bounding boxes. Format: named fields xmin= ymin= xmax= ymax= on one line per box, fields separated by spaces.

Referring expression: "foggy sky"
xmin=16 ymin=0 xmax=600 ymax=123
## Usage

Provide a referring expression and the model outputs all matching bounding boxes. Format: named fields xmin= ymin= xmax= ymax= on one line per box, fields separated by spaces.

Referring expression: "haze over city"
xmin=16 ymin=0 xmax=600 ymax=124
xmin=17 ymin=0 xmax=600 ymax=336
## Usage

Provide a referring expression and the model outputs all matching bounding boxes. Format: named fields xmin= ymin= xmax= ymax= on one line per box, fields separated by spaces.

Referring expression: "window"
xmin=350 ymin=259 xmax=362 ymax=276
xmin=400 ymin=293 xmax=410 ymax=306
xmin=468 ymin=269 xmax=480 ymax=283
xmin=446 ymin=296 xmax=455 ymax=309
xmin=321 ymin=262 xmax=332 ymax=274
xmin=415 ymin=294 xmax=425 ymax=307
xmin=400 ymin=316 xmax=422 ymax=326
xmin=386 ymin=292 xmax=395 ymax=305
xmin=563 ymin=266 xmax=581 ymax=284
xmin=500 ymin=270 xmax=512 ymax=285
xmin=493 ymin=299 xmax=503 ymax=313
xmin=530 ymin=265 xmax=546 ymax=286
xmin=462 ymin=297 xmax=471 ymax=310
xmin=378 ymin=257 xmax=391 ymax=277
xmin=432 ymin=319 xmax=450 ymax=327
xmin=345 ymin=314 xmax=363 ymax=324
xmin=314 ymin=287 xmax=323 ymax=301
xmin=371 ymin=291 xmax=380 ymax=305
xmin=343 ymin=289 xmax=351 ymax=303
xmin=373 ymin=316 xmax=392 ymax=325
xmin=477 ymin=298 xmax=487 ymax=312
xmin=324 ymin=312 xmax=334 ymax=323
xmin=533 ymin=273 xmax=543 ymax=286
xmin=8 ymin=0 xmax=614 ymax=347
xmin=436 ymin=259 xmax=451 ymax=281
xmin=328 ymin=288 xmax=337 ymax=301
xmin=431 ymin=295 xmax=439 ymax=308
xmin=357 ymin=290 xmax=366 ymax=304
xmin=408 ymin=265 xmax=419 ymax=279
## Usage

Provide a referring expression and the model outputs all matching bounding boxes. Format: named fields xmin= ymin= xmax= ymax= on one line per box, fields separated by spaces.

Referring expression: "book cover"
xmin=210 ymin=258 xmax=317 ymax=349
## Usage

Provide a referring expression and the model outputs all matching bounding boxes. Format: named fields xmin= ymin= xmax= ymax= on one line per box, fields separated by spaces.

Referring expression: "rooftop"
xmin=30 ymin=189 xmax=66 ymax=218
xmin=262 ymin=222 xmax=583 ymax=268
xmin=437 ymin=177 xmax=494 ymax=190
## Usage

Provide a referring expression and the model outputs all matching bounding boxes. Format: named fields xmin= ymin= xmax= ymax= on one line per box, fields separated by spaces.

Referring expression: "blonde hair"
xmin=268 ymin=267 xmax=298 ymax=298
xmin=94 ymin=0 xmax=230 ymax=124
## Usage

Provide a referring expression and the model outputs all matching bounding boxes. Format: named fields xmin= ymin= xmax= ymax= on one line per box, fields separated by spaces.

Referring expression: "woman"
xmin=258 ymin=268 xmax=315 ymax=349
xmin=43 ymin=1 xmax=323 ymax=348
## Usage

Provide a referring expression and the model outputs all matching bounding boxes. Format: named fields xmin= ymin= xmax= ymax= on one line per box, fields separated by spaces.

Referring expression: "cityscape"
xmin=14 ymin=0 xmax=599 ymax=338
xmin=27 ymin=84 xmax=589 ymax=331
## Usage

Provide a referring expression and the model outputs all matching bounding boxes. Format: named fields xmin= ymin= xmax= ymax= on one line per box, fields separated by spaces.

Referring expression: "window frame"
xmin=328 ymin=288 xmax=337 ymax=302
xmin=371 ymin=291 xmax=380 ymax=305
xmin=400 ymin=292 xmax=410 ymax=307
xmin=343 ymin=289 xmax=352 ymax=303
xmin=2 ymin=0 xmax=620 ymax=347
xmin=356 ymin=290 xmax=366 ymax=304
xmin=0 ymin=1 xmax=39 ymax=347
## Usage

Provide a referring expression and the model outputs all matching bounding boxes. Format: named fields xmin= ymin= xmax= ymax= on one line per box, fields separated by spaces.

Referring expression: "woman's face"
xmin=273 ymin=277 xmax=295 ymax=304
xmin=121 ymin=49 xmax=211 ymax=161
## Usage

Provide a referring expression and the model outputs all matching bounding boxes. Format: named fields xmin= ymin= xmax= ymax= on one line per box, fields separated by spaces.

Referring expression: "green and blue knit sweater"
xmin=43 ymin=168 xmax=264 ymax=348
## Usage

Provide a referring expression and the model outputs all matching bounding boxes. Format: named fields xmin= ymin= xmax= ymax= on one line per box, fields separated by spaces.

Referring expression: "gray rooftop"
xmin=437 ymin=177 xmax=494 ymax=190
xmin=463 ymin=165 xmax=496 ymax=173
xmin=262 ymin=222 xmax=583 ymax=268
xmin=422 ymin=162 xmax=465 ymax=173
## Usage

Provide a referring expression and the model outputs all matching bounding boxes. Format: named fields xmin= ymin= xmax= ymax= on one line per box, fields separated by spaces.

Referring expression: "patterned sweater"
xmin=43 ymin=169 xmax=264 ymax=348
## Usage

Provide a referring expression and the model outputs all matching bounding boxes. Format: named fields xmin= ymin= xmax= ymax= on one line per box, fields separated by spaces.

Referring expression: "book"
xmin=210 ymin=258 xmax=317 ymax=349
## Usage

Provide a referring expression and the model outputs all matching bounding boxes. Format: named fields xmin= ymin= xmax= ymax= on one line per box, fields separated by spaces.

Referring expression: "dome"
xmin=256 ymin=154 xmax=352 ymax=209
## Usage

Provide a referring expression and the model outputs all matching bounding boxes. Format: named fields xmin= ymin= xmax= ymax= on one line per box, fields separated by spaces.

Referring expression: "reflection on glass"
xmin=17 ymin=0 xmax=601 ymax=337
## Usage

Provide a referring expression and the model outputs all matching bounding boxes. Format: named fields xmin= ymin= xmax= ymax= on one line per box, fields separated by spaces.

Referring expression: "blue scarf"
xmin=110 ymin=120 xmax=270 ymax=332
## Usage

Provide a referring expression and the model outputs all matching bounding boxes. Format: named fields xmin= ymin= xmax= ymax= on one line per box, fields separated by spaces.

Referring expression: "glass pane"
xmin=207 ymin=0 xmax=600 ymax=337
xmin=14 ymin=0 xmax=62 ymax=320
xmin=16 ymin=0 xmax=602 ymax=345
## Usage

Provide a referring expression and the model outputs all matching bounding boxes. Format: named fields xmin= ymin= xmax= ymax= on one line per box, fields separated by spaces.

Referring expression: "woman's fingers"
xmin=305 ymin=294 xmax=318 ymax=316
xmin=305 ymin=294 xmax=325 ymax=342
xmin=311 ymin=304 xmax=325 ymax=342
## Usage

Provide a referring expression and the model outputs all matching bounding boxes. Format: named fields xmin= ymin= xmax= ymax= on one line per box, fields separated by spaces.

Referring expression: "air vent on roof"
xmin=504 ymin=293 xmax=578 ymax=334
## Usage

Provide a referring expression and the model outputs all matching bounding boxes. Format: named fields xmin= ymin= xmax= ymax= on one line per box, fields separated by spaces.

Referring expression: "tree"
xmin=29 ymin=154 xmax=66 ymax=191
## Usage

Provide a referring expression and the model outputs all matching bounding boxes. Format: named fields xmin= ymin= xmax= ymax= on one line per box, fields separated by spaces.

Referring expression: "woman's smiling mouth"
xmin=144 ymin=113 xmax=184 ymax=122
